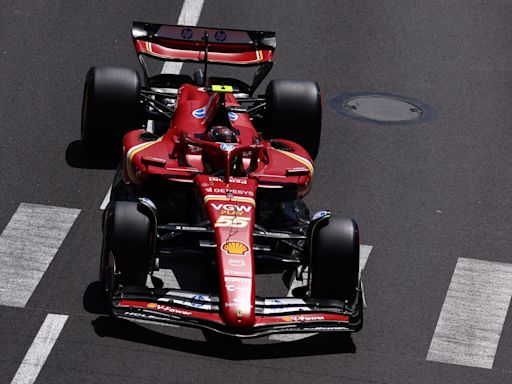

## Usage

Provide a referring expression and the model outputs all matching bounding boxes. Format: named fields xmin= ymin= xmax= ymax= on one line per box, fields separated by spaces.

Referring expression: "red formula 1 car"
xmin=82 ymin=22 xmax=363 ymax=337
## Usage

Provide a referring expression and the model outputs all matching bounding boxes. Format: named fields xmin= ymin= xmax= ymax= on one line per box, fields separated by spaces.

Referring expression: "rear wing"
xmin=132 ymin=22 xmax=275 ymax=65
xmin=132 ymin=22 xmax=276 ymax=94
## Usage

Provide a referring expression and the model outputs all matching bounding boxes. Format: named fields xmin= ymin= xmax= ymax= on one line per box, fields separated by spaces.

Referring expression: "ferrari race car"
xmin=82 ymin=22 xmax=364 ymax=337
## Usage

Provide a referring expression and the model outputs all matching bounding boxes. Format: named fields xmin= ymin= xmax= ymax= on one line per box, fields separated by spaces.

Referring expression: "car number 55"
xmin=214 ymin=216 xmax=251 ymax=228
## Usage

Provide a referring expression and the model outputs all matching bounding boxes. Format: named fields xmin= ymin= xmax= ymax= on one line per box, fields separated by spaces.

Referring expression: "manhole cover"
xmin=330 ymin=92 xmax=436 ymax=125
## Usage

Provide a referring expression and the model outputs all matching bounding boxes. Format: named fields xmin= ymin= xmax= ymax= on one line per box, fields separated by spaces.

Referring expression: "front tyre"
xmin=309 ymin=217 xmax=359 ymax=303
xmin=101 ymin=201 xmax=155 ymax=288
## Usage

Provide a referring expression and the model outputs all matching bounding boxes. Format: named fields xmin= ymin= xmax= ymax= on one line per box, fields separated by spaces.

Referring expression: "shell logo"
xmin=147 ymin=303 xmax=157 ymax=309
xmin=222 ymin=241 xmax=249 ymax=255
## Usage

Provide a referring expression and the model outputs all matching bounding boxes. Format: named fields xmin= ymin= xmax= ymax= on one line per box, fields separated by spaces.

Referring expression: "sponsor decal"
xmin=208 ymin=176 xmax=247 ymax=184
xmin=228 ymin=111 xmax=238 ymax=121
xmin=220 ymin=143 xmax=235 ymax=152
xmin=211 ymin=188 xmax=254 ymax=197
xmin=125 ymin=312 xmax=149 ymax=318
xmin=225 ymin=276 xmax=249 ymax=283
xmin=224 ymin=269 xmax=251 ymax=277
xmin=215 ymin=215 xmax=251 ymax=228
xmin=223 ymin=241 xmax=249 ymax=255
xmin=214 ymin=30 xmax=227 ymax=42
xmin=146 ymin=303 xmax=192 ymax=316
xmin=192 ymin=107 xmax=206 ymax=118
xmin=181 ymin=28 xmax=193 ymax=39
xmin=174 ymin=225 xmax=207 ymax=231
xmin=227 ymin=258 xmax=246 ymax=267
xmin=190 ymin=295 xmax=207 ymax=308
xmin=211 ymin=203 xmax=252 ymax=213
xmin=225 ymin=284 xmax=250 ymax=292
xmin=282 ymin=315 xmax=325 ymax=322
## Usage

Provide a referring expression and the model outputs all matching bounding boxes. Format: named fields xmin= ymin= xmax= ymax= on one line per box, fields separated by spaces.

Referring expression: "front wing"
xmin=112 ymin=286 xmax=363 ymax=338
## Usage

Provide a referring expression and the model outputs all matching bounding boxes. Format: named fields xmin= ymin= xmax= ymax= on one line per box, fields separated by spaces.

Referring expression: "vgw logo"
xmin=211 ymin=203 xmax=252 ymax=212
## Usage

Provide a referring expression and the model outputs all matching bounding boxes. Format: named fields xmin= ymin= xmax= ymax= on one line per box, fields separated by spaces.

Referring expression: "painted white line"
xmin=271 ymin=244 xmax=373 ymax=342
xmin=427 ymin=257 xmax=512 ymax=369
xmin=360 ymin=244 xmax=373 ymax=272
xmin=149 ymin=268 xmax=181 ymax=289
xmin=99 ymin=186 xmax=111 ymax=211
xmin=10 ymin=314 xmax=68 ymax=384
xmin=161 ymin=0 xmax=205 ymax=74
xmin=0 ymin=204 xmax=80 ymax=307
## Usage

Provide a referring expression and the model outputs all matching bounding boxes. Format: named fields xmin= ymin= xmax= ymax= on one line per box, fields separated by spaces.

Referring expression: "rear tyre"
xmin=103 ymin=201 xmax=154 ymax=287
xmin=264 ymin=79 xmax=322 ymax=160
xmin=310 ymin=217 xmax=359 ymax=303
xmin=81 ymin=66 xmax=142 ymax=152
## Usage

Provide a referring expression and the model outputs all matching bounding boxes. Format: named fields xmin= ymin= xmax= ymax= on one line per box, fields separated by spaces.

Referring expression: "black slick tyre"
xmin=106 ymin=201 xmax=154 ymax=286
xmin=310 ymin=217 xmax=359 ymax=303
xmin=81 ymin=66 xmax=142 ymax=152
xmin=265 ymin=79 xmax=322 ymax=160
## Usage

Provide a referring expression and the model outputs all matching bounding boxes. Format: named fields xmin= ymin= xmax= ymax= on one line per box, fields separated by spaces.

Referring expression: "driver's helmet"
xmin=209 ymin=126 xmax=238 ymax=143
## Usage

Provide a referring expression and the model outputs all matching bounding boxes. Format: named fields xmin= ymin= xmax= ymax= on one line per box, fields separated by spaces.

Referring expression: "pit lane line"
xmin=99 ymin=0 xmax=205 ymax=210
xmin=10 ymin=314 xmax=68 ymax=384
xmin=427 ymin=257 xmax=512 ymax=369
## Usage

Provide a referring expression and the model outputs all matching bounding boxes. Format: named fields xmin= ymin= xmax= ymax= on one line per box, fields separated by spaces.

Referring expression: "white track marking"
xmin=149 ymin=268 xmax=181 ymax=289
xmin=271 ymin=245 xmax=373 ymax=342
xmin=99 ymin=186 xmax=111 ymax=211
xmin=10 ymin=314 xmax=68 ymax=384
xmin=360 ymin=244 xmax=373 ymax=273
xmin=427 ymin=257 xmax=512 ymax=369
xmin=0 ymin=204 xmax=80 ymax=307
xmin=162 ymin=0 xmax=205 ymax=74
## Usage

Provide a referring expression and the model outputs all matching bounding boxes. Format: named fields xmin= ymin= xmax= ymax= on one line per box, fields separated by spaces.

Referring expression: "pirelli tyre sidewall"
xmin=81 ymin=66 xmax=142 ymax=152
xmin=310 ymin=216 xmax=360 ymax=303
xmin=264 ymin=79 xmax=322 ymax=160
xmin=105 ymin=201 xmax=155 ymax=287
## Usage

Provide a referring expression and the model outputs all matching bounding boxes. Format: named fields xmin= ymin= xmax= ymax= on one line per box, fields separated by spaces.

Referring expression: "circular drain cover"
xmin=330 ymin=92 xmax=435 ymax=125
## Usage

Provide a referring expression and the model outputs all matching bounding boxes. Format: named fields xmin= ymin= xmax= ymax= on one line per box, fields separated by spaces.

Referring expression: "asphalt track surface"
xmin=2 ymin=1 xmax=512 ymax=383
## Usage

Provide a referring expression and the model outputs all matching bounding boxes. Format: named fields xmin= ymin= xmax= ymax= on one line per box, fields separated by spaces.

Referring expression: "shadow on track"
xmin=90 ymin=314 xmax=356 ymax=360
xmin=66 ymin=140 xmax=120 ymax=169
xmin=83 ymin=281 xmax=110 ymax=315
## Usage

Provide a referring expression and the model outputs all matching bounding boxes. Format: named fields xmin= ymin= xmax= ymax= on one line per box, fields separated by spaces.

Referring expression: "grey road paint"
xmin=99 ymin=186 xmax=111 ymax=211
xmin=427 ymin=257 xmax=512 ymax=369
xmin=10 ymin=314 xmax=68 ymax=384
xmin=0 ymin=204 xmax=80 ymax=307
xmin=360 ymin=244 xmax=373 ymax=277
xmin=271 ymin=245 xmax=373 ymax=342
xmin=148 ymin=268 xmax=181 ymax=289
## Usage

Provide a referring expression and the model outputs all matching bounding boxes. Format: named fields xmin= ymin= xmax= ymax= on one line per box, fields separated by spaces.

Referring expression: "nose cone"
xmin=221 ymin=276 xmax=255 ymax=328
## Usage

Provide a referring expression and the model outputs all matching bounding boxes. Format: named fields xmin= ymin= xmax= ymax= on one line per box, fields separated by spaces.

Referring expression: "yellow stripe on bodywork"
xmin=203 ymin=195 xmax=255 ymax=205
xmin=125 ymin=137 xmax=163 ymax=184
xmin=274 ymin=149 xmax=314 ymax=176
